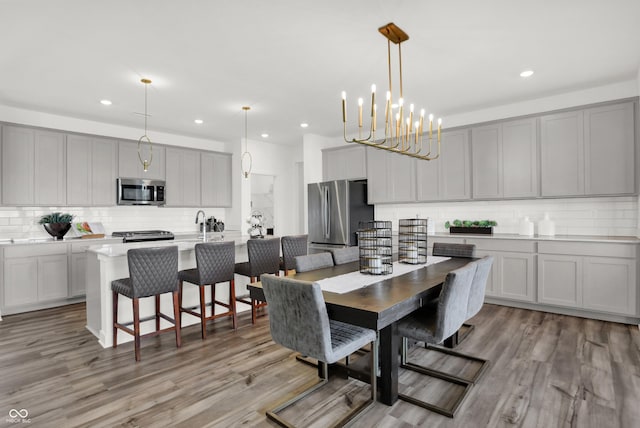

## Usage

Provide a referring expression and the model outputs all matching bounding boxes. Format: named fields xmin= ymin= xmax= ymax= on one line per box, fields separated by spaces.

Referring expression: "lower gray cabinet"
xmin=537 ymin=241 xmax=637 ymax=316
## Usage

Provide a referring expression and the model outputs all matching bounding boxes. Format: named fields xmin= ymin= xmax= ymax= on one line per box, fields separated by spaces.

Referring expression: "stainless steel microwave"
xmin=117 ymin=178 xmax=166 ymax=206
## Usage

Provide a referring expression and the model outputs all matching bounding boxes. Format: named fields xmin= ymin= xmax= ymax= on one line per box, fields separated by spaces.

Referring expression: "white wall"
xmin=304 ymin=80 xmax=640 ymax=237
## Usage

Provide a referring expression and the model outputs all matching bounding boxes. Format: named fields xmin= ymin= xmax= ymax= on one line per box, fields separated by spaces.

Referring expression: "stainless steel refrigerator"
xmin=308 ymin=180 xmax=374 ymax=246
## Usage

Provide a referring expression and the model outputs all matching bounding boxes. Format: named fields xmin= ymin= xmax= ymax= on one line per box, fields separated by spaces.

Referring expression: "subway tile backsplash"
xmin=375 ymin=196 xmax=639 ymax=236
xmin=0 ymin=206 xmax=227 ymax=239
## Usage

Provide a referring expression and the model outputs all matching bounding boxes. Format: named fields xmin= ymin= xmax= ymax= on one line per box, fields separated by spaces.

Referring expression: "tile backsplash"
xmin=375 ymin=196 xmax=639 ymax=236
xmin=0 ymin=206 xmax=228 ymax=239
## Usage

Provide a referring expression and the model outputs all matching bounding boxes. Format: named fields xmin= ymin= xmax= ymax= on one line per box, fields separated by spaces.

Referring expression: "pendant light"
xmin=138 ymin=78 xmax=153 ymax=172
xmin=241 ymin=106 xmax=252 ymax=179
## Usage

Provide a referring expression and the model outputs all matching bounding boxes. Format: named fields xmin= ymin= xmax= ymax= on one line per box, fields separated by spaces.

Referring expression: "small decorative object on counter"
xmin=247 ymin=210 xmax=266 ymax=238
xmin=518 ymin=216 xmax=534 ymax=236
xmin=39 ymin=212 xmax=74 ymax=240
xmin=358 ymin=220 xmax=392 ymax=275
xmin=538 ymin=213 xmax=556 ymax=236
xmin=445 ymin=219 xmax=497 ymax=235
xmin=399 ymin=218 xmax=428 ymax=264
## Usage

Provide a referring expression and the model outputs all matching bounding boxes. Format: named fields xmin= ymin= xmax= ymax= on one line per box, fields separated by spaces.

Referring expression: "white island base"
xmin=85 ymin=239 xmax=250 ymax=348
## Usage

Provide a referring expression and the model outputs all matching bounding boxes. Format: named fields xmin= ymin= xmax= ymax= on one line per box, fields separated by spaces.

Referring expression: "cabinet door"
xmin=502 ymin=118 xmax=538 ymax=198
xmin=34 ymin=130 xmax=66 ymax=205
xmin=439 ymin=130 xmax=471 ymax=200
xmin=66 ymin=135 xmax=93 ymax=206
xmin=37 ymin=254 xmax=69 ymax=301
xmin=91 ymin=138 xmax=117 ymax=206
xmin=387 ymin=154 xmax=415 ymax=203
xmin=3 ymin=257 xmax=38 ymax=307
xmin=584 ymin=102 xmax=635 ymax=195
xmin=538 ymin=254 xmax=582 ymax=308
xmin=323 ymin=146 xmax=366 ymax=181
xmin=583 ymin=257 xmax=636 ymax=315
xmin=118 ymin=140 xmax=166 ymax=180
xmin=2 ymin=126 xmax=35 ymax=205
xmin=366 ymin=148 xmax=389 ymax=203
xmin=201 ymin=152 xmax=232 ymax=207
xmin=70 ymin=253 xmax=86 ymax=297
xmin=166 ymin=148 xmax=201 ymax=206
xmin=498 ymin=252 xmax=536 ymax=302
xmin=471 ymin=124 xmax=502 ymax=198
xmin=540 ymin=111 xmax=584 ymax=196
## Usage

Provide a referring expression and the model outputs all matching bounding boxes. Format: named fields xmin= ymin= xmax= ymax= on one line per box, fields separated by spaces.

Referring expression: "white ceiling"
xmin=1 ymin=0 xmax=639 ymax=146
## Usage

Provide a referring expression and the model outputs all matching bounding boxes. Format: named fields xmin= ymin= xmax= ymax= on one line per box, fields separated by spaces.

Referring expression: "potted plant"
xmin=39 ymin=212 xmax=74 ymax=240
xmin=445 ymin=219 xmax=497 ymax=235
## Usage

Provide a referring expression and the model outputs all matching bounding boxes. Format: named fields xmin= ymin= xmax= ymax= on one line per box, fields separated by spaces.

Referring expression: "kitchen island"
xmin=85 ymin=236 xmax=251 ymax=348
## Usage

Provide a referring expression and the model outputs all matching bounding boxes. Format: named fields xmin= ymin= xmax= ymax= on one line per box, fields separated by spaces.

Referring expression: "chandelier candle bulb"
xmin=341 ymin=91 xmax=347 ymax=123
xmin=373 ymin=104 xmax=377 ymax=132
xmin=429 ymin=114 xmax=433 ymax=139
xmin=358 ymin=97 xmax=363 ymax=128
xmin=437 ymin=118 xmax=442 ymax=141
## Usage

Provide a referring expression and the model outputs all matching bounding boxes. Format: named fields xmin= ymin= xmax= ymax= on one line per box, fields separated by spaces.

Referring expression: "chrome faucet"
xmin=195 ymin=210 xmax=206 ymax=242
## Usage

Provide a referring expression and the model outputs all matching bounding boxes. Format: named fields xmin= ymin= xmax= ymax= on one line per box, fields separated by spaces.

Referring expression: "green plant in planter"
xmin=445 ymin=219 xmax=497 ymax=228
xmin=38 ymin=212 xmax=74 ymax=224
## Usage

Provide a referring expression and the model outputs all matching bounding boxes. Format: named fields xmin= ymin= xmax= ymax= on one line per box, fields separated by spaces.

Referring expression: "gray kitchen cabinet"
xmin=537 ymin=241 xmax=637 ymax=316
xmin=1 ymin=126 xmax=66 ymax=206
xmin=69 ymin=252 xmax=87 ymax=297
xmin=416 ymin=129 xmax=470 ymax=201
xmin=66 ymin=135 xmax=117 ymax=206
xmin=201 ymin=151 xmax=232 ymax=207
xmin=472 ymin=119 xmax=537 ymax=199
xmin=540 ymin=110 xmax=584 ymax=196
xmin=541 ymin=101 xmax=635 ymax=197
xmin=469 ymin=239 xmax=536 ymax=303
xmin=166 ymin=147 xmax=201 ymax=206
xmin=2 ymin=245 xmax=68 ymax=314
xmin=323 ymin=145 xmax=366 ymax=181
xmin=584 ymin=102 xmax=635 ymax=195
xmin=118 ymin=140 xmax=166 ymax=180
xmin=366 ymin=147 xmax=415 ymax=203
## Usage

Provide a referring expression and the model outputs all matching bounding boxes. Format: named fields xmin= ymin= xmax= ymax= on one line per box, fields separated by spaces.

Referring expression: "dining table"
xmin=247 ymin=256 xmax=474 ymax=405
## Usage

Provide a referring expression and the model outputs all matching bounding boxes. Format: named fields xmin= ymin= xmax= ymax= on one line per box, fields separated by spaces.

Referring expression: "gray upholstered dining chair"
xmin=432 ymin=242 xmax=477 ymax=347
xmin=261 ymin=274 xmax=378 ymax=427
xmin=396 ymin=261 xmax=482 ymax=417
xmin=329 ymin=246 xmax=360 ymax=265
xmin=111 ymin=246 xmax=181 ymax=362
xmin=294 ymin=252 xmax=334 ymax=273
xmin=178 ymin=241 xmax=237 ymax=339
xmin=432 ymin=242 xmax=476 ymax=258
xmin=280 ymin=234 xmax=308 ymax=275
xmin=235 ymin=237 xmax=281 ymax=324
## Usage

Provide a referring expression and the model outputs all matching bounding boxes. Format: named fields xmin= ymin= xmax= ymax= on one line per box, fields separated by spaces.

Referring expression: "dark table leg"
xmin=379 ymin=322 xmax=399 ymax=405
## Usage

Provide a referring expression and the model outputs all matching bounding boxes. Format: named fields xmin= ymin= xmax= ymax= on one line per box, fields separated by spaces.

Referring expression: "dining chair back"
xmin=329 ymin=246 xmax=360 ymax=265
xmin=280 ymin=234 xmax=308 ymax=275
xmin=294 ymin=252 xmax=334 ymax=273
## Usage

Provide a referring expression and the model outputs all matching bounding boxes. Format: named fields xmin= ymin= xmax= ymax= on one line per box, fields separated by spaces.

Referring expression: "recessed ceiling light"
xmin=100 ymin=99 xmax=112 ymax=106
xmin=300 ymin=123 xmax=309 ymax=128
xmin=194 ymin=119 xmax=203 ymax=124
xmin=261 ymin=133 xmax=269 ymax=138
xmin=520 ymin=70 xmax=534 ymax=78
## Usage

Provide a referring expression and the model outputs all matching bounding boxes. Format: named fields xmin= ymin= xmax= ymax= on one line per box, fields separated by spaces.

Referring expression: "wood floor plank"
xmin=1 ymin=302 xmax=639 ymax=427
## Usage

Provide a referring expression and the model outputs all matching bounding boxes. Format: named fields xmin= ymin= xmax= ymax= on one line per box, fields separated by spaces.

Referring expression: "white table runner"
xmin=316 ymin=256 xmax=451 ymax=294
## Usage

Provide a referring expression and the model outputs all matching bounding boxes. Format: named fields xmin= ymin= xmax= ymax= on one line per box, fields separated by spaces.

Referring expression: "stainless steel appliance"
xmin=308 ymin=180 xmax=374 ymax=246
xmin=112 ymin=230 xmax=174 ymax=243
xmin=117 ymin=178 xmax=166 ymax=206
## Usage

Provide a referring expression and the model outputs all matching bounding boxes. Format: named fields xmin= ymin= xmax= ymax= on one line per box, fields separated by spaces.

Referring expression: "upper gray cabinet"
xmin=366 ymin=147 xmax=415 ymax=203
xmin=66 ymin=135 xmax=117 ymax=206
xmin=323 ymin=145 xmax=367 ymax=181
xmin=166 ymin=147 xmax=201 ymax=206
xmin=201 ymin=152 xmax=232 ymax=207
xmin=541 ymin=101 xmax=635 ymax=197
xmin=2 ymin=126 xmax=66 ymax=206
xmin=118 ymin=140 xmax=166 ymax=180
xmin=472 ymin=118 xmax=538 ymax=199
xmin=416 ymin=129 xmax=471 ymax=201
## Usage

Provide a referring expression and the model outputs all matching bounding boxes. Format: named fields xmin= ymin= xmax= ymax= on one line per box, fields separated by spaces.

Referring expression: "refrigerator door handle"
xmin=323 ymin=186 xmax=331 ymax=239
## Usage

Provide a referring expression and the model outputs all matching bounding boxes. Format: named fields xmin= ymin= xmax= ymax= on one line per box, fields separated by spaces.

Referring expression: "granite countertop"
xmin=426 ymin=232 xmax=640 ymax=244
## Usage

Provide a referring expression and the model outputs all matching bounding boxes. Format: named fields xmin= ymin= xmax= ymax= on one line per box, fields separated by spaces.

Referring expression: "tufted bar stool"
xmin=111 ymin=246 xmax=181 ymax=362
xmin=178 ymin=241 xmax=237 ymax=339
xmin=279 ymin=234 xmax=308 ymax=276
xmin=234 ymin=237 xmax=281 ymax=324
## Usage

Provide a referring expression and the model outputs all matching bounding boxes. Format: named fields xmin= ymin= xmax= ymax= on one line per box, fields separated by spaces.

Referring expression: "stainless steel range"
xmin=112 ymin=230 xmax=175 ymax=243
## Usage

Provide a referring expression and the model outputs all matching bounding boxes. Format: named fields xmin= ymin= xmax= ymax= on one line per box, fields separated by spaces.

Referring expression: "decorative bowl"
xmin=43 ymin=223 xmax=72 ymax=240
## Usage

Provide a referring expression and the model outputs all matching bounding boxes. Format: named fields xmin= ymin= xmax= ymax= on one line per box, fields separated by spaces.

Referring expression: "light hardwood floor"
xmin=1 ymin=302 xmax=639 ymax=427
